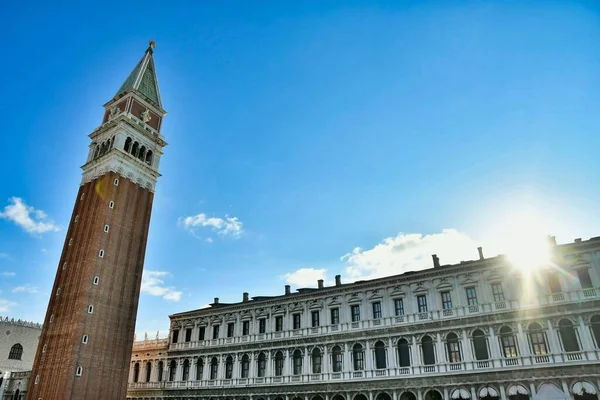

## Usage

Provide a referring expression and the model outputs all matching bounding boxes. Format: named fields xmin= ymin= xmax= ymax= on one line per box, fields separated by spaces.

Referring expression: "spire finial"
xmin=149 ymin=40 xmax=156 ymax=50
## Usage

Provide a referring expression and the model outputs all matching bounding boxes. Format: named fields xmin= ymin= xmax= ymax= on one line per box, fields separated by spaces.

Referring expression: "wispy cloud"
xmin=341 ymin=229 xmax=479 ymax=280
xmin=141 ymin=270 xmax=182 ymax=301
xmin=12 ymin=285 xmax=39 ymax=294
xmin=0 ymin=252 xmax=9 ymax=259
xmin=0 ymin=197 xmax=59 ymax=235
xmin=180 ymin=213 xmax=243 ymax=239
xmin=1 ymin=272 xmax=16 ymax=277
xmin=283 ymin=268 xmax=327 ymax=287
xmin=0 ymin=299 xmax=17 ymax=313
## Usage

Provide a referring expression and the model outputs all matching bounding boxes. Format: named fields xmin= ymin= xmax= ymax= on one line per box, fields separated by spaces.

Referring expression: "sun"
xmin=492 ymin=209 xmax=552 ymax=271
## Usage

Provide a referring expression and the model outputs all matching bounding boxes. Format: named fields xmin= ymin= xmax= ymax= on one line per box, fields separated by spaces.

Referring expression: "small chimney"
xmin=432 ymin=254 xmax=440 ymax=268
xmin=547 ymin=235 xmax=557 ymax=246
xmin=477 ymin=247 xmax=484 ymax=260
xmin=285 ymin=285 xmax=291 ymax=295
xmin=243 ymin=292 xmax=249 ymax=302
xmin=318 ymin=279 xmax=324 ymax=289
xmin=213 ymin=297 xmax=219 ymax=304
xmin=335 ymin=275 xmax=341 ymax=286
xmin=574 ymin=238 xmax=582 ymax=243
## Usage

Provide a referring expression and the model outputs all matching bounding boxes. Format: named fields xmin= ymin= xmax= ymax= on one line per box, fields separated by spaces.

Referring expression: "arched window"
xmin=559 ymin=319 xmax=580 ymax=352
xmin=507 ymin=384 xmax=529 ymax=400
xmin=374 ymin=341 xmax=387 ymax=369
xmin=421 ymin=336 xmax=435 ymax=365
xmin=110 ymin=136 xmax=115 ymax=149
xmin=139 ymin=146 xmax=146 ymax=161
xmin=12 ymin=389 xmax=19 ymax=400
xmin=424 ymin=390 xmax=443 ymax=400
xmin=353 ymin=343 xmax=364 ymax=371
xmin=106 ymin=139 xmax=111 ymax=152
xmin=275 ymin=351 xmax=284 ymax=376
xmin=100 ymin=142 xmax=107 ymax=155
xmin=591 ymin=316 xmax=600 ymax=348
xmin=225 ymin=356 xmax=233 ymax=379
xmin=241 ymin=354 xmax=249 ymax=378
xmin=500 ymin=327 xmax=518 ymax=358
xmin=133 ymin=362 xmax=140 ymax=383
xmin=446 ymin=333 xmax=461 ymax=363
xmin=94 ymin=146 xmax=100 ymax=159
xmin=145 ymin=362 xmax=152 ymax=382
xmin=472 ymin=329 xmax=489 ymax=360
xmin=332 ymin=345 xmax=343 ymax=372
xmin=131 ymin=141 xmax=139 ymax=157
xmin=8 ymin=344 xmax=23 ymax=360
xmin=293 ymin=349 xmax=303 ymax=375
xmin=182 ymin=359 xmax=190 ymax=380
xmin=210 ymin=357 xmax=218 ymax=379
xmin=528 ymin=323 xmax=548 ymax=355
xmin=398 ymin=339 xmax=411 ymax=367
xmin=157 ymin=361 xmax=164 ymax=382
xmin=196 ymin=358 xmax=204 ymax=380
xmin=168 ymin=360 xmax=176 ymax=381
xmin=124 ymin=137 xmax=132 ymax=153
xmin=146 ymin=150 xmax=153 ymax=165
xmin=257 ymin=352 xmax=266 ymax=377
xmin=312 ymin=347 xmax=322 ymax=373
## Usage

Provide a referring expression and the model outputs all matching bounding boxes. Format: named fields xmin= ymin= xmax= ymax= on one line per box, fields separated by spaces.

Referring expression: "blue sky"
xmin=0 ymin=0 xmax=599 ymax=337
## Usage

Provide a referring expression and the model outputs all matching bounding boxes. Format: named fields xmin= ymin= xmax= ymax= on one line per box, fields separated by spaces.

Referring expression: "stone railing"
xmin=168 ymin=288 xmax=599 ymax=351
xmin=128 ymin=347 xmax=599 ymax=390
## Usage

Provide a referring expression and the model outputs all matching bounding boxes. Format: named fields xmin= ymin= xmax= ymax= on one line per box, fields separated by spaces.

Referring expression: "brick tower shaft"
xmin=28 ymin=42 xmax=167 ymax=400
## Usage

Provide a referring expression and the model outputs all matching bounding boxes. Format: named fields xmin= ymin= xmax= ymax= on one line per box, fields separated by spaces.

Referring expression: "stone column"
xmin=304 ymin=347 xmax=310 ymax=375
xmin=436 ymin=333 xmax=445 ymax=365
xmin=176 ymin=359 xmax=183 ymax=381
xmin=488 ymin=327 xmax=500 ymax=359
xmin=529 ymin=382 xmax=536 ymax=396
xmin=387 ymin=337 xmax=396 ymax=369
xmin=344 ymin=343 xmax=351 ymax=373
xmin=412 ymin=336 xmax=420 ymax=366
xmin=516 ymin=323 xmax=530 ymax=356
xmin=499 ymin=384 xmax=507 ymax=400
xmin=561 ymin=380 xmax=571 ymax=398
xmin=546 ymin=320 xmax=562 ymax=353
xmin=443 ymin=388 xmax=449 ymax=400
xmin=461 ymin=329 xmax=473 ymax=362
xmin=470 ymin=386 xmax=477 ymax=400
xmin=578 ymin=315 xmax=593 ymax=350
xmin=323 ymin=345 xmax=329 ymax=374
xmin=365 ymin=341 xmax=372 ymax=371
xmin=190 ymin=359 xmax=197 ymax=381
xmin=250 ymin=353 xmax=255 ymax=378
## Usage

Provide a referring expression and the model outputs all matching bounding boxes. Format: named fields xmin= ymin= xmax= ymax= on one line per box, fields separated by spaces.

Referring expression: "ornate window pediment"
xmin=461 ymin=274 xmax=478 ymax=286
xmin=240 ymin=310 xmax=252 ymax=320
xmin=347 ymin=292 xmax=362 ymax=304
xmin=436 ymin=281 xmax=453 ymax=290
xmin=368 ymin=289 xmax=383 ymax=301
xmin=289 ymin=302 xmax=304 ymax=313
xmin=271 ymin=305 xmax=287 ymax=315
xmin=308 ymin=299 xmax=324 ymax=310
xmin=328 ymin=296 xmax=341 ymax=306
xmin=256 ymin=307 xmax=269 ymax=318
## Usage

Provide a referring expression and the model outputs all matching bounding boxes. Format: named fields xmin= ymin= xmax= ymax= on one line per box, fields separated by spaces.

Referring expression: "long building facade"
xmin=127 ymin=237 xmax=600 ymax=400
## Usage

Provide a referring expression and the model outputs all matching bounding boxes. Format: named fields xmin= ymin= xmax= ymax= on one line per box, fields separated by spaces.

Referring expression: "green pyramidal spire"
xmin=114 ymin=41 xmax=162 ymax=108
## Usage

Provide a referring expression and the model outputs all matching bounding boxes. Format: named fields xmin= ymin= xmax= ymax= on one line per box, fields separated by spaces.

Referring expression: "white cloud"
xmin=0 ymin=197 xmax=59 ymax=235
xmin=1 ymin=272 xmax=16 ymax=277
xmin=180 ymin=213 xmax=243 ymax=238
xmin=12 ymin=285 xmax=39 ymax=294
xmin=0 ymin=299 xmax=17 ymax=313
xmin=141 ymin=270 xmax=182 ymax=302
xmin=341 ymin=229 xmax=479 ymax=280
xmin=283 ymin=268 xmax=327 ymax=287
xmin=0 ymin=252 xmax=9 ymax=259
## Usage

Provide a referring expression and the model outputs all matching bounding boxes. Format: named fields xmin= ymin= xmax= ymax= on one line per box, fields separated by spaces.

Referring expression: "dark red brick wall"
xmin=28 ymin=172 xmax=154 ymax=400
xmin=130 ymin=99 xmax=161 ymax=130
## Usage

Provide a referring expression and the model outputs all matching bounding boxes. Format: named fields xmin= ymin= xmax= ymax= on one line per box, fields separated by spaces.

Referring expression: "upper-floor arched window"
xmin=500 ymin=326 xmax=518 ymax=358
xmin=558 ymin=319 xmax=580 ymax=352
xmin=131 ymin=141 xmax=139 ymax=157
xmin=472 ymin=329 xmax=489 ymax=360
xmin=446 ymin=333 xmax=461 ymax=363
xmin=145 ymin=362 xmax=152 ymax=382
xmin=274 ymin=351 xmax=284 ymax=376
xmin=241 ymin=354 xmax=249 ymax=378
xmin=293 ymin=349 xmax=302 ymax=375
xmin=398 ymin=339 xmax=411 ymax=367
xmin=332 ymin=345 xmax=343 ymax=372
xmin=210 ymin=357 xmax=218 ymax=380
xmin=591 ymin=315 xmax=600 ymax=348
xmin=312 ymin=347 xmax=322 ymax=373
xmin=257 ymin=352 xmax=266 ymax=377
xmin=8 ymin=344 xmax=23 ymax=360
xmin=352 ymin=343 xmax=364 ymax=371
xmin=138 ymin=146 xmax=146 ymax=161
xmin=225 ymin=356 xmax=233 ymax=379
xmin=146 ymin=150 xmax=153 ymax=165
xmin=196 ymin=358 xmax=204 ymax=380
xmin=421 ymin=336 xmax=435 ymax=365
xmin=133 ymin=362 xmax=140 ymax=383
xmin=168 ymin=360 xmax=176 ymax=381
xmin=182 ymin=359 xmax=190 ymax=381
xmin=157 ymin=361 xmax=164 ymax=382
xmin=528 ymin=322 xmax=549 ymax=355
xmin=374 ymin=341 xmax=387 ymax=369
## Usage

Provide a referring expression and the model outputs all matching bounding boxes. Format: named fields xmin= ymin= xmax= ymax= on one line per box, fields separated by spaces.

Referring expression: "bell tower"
xmin=28 ymin=42 xmax=167 ymax=400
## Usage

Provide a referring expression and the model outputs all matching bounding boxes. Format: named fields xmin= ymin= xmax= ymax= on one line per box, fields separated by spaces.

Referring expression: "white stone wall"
xmin=0 ymin=320 xmax=41 ymax=373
